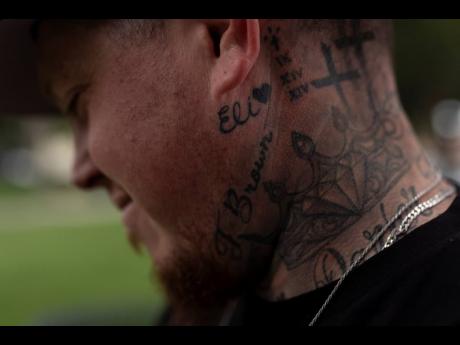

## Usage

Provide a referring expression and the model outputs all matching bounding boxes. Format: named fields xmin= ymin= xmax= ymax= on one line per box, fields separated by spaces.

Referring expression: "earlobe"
xmin=210 ymin=19 xmax=260 ymax=100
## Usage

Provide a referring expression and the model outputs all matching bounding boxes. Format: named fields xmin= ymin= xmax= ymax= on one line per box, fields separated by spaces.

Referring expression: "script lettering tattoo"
xmin=263 ymin=21 xmax=409 ymax=270
xmin=245 ymin=132 xmax=273 ymax=193
xmin=275 ymin=52 xmax=293 ymax=67
xmin=349 ymin=182 xmax=437 ymax=267
xmin=280 ymin=68 xmax=303 ymax=86
xmin=215 ymin=212 xmax=243 ymax=260
xmin=313 ymin=247 xmax=347 ymax=288
xmin=288 ymin=84 xmax=309 ymax=103
xmin=264 ymin=26 xmax=309 ymax=102
xmin=350 ymin=202 xmax=389 ymax=265
xmin=215 ymin=21 xmax=411 ymax=274
xmin=223 ymin=188 xmax=252 ymax=224
xmin=215 ymin=131 xmax=276 ymax=259
xmin=217 ymin=83 xmax=271 ymax=134
xmin=266 ymin=111 xmax=408 ymax=269
xmin=265 ymin=25 xmax=372 ymax=106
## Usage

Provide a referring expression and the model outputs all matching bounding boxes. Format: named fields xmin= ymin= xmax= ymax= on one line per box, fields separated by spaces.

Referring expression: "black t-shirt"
xmin=228 ymin=187 xmax=460 ymax=326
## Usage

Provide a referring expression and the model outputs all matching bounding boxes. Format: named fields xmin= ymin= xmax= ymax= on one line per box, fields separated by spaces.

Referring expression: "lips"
xmin=121 ymin=201 xmax=136 ymax=226
xmin=107 ymin=188 xmax=144 ymax=253
xmin=121 ymin=201 xmax=142 ymax=253
xmin=112 ymin=193 xmax=132 ymax=211
xmin=117 ymin=197 xmax=159 ymax=258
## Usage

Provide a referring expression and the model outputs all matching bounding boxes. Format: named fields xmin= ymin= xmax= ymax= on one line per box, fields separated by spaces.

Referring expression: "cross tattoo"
xmin=335 ymin=30 xmax=375 ymax=54
xmin=311 ymin=42 xmax=360 ymax=111
xmin=334 ymin=20 xmax=376 ymax=65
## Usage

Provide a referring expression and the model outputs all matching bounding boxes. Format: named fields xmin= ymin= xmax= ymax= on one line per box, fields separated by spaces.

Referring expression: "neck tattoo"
xmin=309 ymin=173 xmax=454 ymax=326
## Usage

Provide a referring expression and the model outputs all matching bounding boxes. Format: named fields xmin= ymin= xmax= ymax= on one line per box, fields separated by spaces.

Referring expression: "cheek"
xmin=87 ymin=97 xmax=227 ymax=225
xmin=132 ymin=121 xmax=233 ymax=228
xmin=88 ymin=79 xmax=256 ymax=235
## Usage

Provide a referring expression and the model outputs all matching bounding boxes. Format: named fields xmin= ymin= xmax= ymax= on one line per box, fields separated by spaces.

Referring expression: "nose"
xmin=71 ymin=137 xmax=106 ymax=190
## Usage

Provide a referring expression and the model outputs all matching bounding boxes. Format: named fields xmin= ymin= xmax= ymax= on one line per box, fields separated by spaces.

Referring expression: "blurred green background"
xmin=0 ymin=185 xmax=166 ymax=325
xmin=0 ymin=117 xmax=167 ymax=324
xmin=0 ymin=19 xmax=460 ymax=325
xmin=395 ymin=19 xmax=460 ymax=132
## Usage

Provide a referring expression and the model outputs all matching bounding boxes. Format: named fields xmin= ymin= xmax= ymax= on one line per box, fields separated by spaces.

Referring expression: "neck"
xmin=224 ymin=19 xmax=456 ymax=303
xmin=255 ymin=93 xmax=457 ymax=300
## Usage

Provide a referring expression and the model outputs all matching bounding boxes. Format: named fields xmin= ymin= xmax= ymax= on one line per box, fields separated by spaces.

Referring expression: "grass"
xmin=0 ymin=186 xmax=166 ymax=325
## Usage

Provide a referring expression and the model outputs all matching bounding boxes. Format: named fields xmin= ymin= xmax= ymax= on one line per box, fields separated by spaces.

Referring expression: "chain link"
xmin=383 ymin=188 xmax=455 ymax=249
xmin=308 ymin=173 xmax=446 ymax=326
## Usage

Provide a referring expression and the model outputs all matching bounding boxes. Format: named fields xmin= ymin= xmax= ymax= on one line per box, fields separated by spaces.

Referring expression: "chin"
xmin=136 ymin=211 xmax=269 ymax=311
xmin=151 ymin=232 xmax=244 ymax=310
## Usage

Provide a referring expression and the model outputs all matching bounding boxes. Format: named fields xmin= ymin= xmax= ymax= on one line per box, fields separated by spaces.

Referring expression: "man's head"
xmin=35 ymin=19 xmax=397 ymax=309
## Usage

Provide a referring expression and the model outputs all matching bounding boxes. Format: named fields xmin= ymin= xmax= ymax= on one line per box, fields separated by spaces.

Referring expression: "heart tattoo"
xmin=252 ymin=83 xmax=272 ymax=104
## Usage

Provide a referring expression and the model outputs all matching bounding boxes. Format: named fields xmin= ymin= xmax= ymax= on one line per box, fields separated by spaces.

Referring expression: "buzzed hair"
xmin=31 ymin=19 xmax=166 ymax=45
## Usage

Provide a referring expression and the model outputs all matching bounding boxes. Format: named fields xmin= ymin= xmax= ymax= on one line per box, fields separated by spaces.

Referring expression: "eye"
xmin=65 ymin=84 xmax=90 ymax=121
xmin=66 ymin=91 xmax=81 ymax=116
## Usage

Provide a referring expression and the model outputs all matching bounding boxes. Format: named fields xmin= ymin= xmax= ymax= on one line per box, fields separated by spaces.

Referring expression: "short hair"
xmin=104 ymin=19 xmax=166 ymax=44
xmin=31 ymin=19 xmax=166 ymax=45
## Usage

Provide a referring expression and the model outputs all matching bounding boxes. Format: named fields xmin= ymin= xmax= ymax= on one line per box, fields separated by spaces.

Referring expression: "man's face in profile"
xmin=35 ymin=20 xmax=277 ymax=308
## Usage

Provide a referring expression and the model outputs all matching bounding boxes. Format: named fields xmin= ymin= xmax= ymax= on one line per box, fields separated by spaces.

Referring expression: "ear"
xmin=208 ymin=19 xmax=260 ymax=100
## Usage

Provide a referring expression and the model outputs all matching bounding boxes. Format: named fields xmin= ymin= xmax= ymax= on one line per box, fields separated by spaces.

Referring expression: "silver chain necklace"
xmin=308 ymin=173 xmax=453 ymax=326
xmin=382 ymin=188 xmax=455 ymax=249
